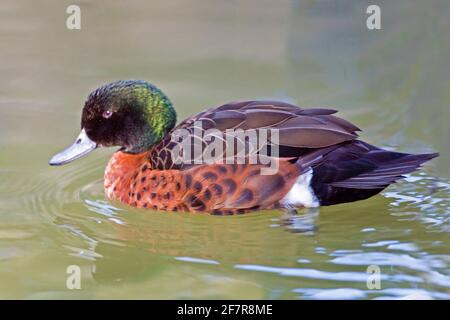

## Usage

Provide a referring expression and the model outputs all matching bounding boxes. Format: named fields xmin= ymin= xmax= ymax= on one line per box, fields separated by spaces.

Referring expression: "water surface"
xmin=0 ymin=0 xmax=449 ymax=299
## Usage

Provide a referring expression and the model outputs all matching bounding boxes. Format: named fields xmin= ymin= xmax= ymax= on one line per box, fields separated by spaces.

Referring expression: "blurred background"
xmin=0 ymin=0 xmax=449 ymax=299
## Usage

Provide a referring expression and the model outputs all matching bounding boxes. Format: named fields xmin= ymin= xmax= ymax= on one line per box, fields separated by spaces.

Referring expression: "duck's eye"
xmin=102 ymin=110 xmax=113 ymax=119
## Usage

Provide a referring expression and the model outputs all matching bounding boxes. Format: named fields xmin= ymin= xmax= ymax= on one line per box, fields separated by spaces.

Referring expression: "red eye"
xmin=102 ymin=110 xmax=113 ymax=119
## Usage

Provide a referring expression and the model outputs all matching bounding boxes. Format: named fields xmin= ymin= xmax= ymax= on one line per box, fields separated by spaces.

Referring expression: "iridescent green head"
xmin=49 ymin=80 xmax=176 ymax=165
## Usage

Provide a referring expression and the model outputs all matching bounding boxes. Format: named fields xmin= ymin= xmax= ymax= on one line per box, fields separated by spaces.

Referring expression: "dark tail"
xmin=309 ymin=141 xmax=439 ymax=206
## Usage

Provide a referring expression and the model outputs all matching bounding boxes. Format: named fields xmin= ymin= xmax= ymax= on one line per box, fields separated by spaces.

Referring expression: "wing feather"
xmin=149 ymin=100 xmax=360 ymax=170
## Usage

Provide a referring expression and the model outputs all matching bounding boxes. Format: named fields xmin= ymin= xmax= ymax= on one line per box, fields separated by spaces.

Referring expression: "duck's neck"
xmin=146 ymin=86 xmax=177 ymax=143
xmin=104 ymin=150 xmax=150 ymax=200
xmin=127 ymin=86 xmax=177 ymax=154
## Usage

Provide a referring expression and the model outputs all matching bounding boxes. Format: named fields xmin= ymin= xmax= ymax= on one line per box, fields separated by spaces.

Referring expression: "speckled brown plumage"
xmin=105 ymin=150 xmax=300 ymax=214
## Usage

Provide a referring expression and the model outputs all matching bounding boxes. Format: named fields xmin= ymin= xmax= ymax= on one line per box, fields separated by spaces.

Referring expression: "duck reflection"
xmin=85 ymin=201 xmax=321 ymax=285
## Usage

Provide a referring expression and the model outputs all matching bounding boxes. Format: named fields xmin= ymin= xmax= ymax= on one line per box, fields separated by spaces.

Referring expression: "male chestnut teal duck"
xmin=49 ymin=80 xmax=438 ymax=214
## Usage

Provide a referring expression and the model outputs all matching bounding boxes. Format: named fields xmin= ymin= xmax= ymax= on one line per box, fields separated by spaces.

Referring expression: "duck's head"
xmin=49 ymin=80 xmax=176 ymax=165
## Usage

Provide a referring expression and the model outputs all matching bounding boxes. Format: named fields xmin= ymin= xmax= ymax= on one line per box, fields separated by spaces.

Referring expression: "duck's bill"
xmin=49 ymin=129 xmax=97 ymax=166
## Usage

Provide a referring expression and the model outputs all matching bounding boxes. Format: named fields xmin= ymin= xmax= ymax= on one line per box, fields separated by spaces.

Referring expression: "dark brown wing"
xmin=149 ymin=100 xmax=360 ymax=170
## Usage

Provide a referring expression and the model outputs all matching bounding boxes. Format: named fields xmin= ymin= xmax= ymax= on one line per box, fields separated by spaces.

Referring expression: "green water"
xmin=0 ymin=1 xmax=449 ymax=299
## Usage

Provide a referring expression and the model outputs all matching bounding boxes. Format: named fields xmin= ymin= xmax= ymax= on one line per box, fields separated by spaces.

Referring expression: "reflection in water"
xmin=279 ymin=208 xmax=320 ymax=234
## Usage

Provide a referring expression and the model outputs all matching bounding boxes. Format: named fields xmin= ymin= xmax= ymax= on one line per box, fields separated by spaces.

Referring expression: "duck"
xmin=49 ymin=80 xmax=438 ymax=215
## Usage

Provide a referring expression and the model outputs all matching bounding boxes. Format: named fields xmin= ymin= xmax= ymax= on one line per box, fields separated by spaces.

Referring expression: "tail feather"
xmin=309 ymin=140 xmax=438 ymax=206
xmin=330 ymin=152 xmax=438 ymax=189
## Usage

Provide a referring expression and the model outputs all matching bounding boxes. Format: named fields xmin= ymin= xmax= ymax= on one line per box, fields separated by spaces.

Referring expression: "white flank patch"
xmin=281 ymin=169 xmax=319 ymax=208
